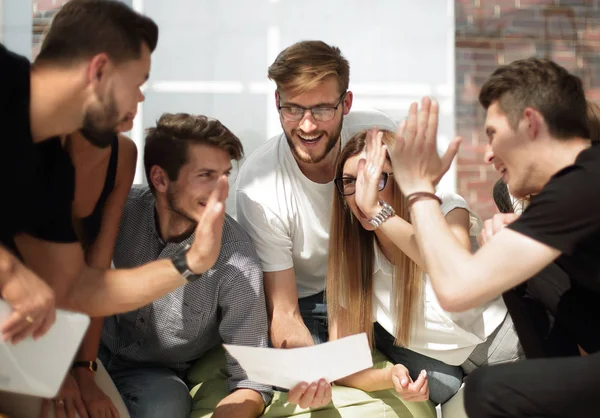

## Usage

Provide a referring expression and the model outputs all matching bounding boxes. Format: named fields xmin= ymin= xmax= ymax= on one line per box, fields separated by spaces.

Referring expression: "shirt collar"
xmin=373 ymin=243 xmax=394 ymax=276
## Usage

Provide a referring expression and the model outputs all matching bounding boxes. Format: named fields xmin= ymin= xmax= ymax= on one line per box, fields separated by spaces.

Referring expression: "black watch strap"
xmin=72 ymin=360 xmax=97 ymax=373
xmin=171 ymin=244 xmax=198 ymax=282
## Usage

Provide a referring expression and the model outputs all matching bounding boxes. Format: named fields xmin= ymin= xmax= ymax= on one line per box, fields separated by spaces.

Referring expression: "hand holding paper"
xmin=223 ymin=333 xmax=373 ymax=389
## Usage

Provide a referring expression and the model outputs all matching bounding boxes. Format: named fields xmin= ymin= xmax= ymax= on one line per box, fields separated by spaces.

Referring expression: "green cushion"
xmin=187 ymin=346 xmax=436 ymax=418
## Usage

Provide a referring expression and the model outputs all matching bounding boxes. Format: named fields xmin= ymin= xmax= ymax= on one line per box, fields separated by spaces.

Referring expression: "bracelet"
xmin=406 ymin=192 xmax=442 ymax=208
xmin=368 ymin=200 xmax=396 ymax=228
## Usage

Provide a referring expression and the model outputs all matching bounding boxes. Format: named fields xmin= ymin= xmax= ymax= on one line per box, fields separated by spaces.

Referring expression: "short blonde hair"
xmin=268 ymin=40 xmax=350 ymax=97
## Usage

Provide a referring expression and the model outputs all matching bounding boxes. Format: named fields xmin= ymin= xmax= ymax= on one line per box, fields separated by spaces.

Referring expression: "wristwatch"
xmin=171 ymin=244 xmax=199 ymax=282
xmin=72 ymin=360 xmax=97 ymax=373
xmin=368 ymin=200 xmax=396 ymax=228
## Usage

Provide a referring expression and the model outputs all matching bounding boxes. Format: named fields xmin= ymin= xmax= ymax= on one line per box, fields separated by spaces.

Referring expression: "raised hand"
xmin=355 ymin=129 xmax=387 ymax=218
xmin=390 ymin=97 xmax=462 ymax=196
xmin=187 ymin=175 xmax=229 ymax=274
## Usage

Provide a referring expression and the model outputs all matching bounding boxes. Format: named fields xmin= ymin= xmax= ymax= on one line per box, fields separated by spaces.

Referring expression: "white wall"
xmin=132 ymin=0 xmax=456 ymax=215
xmin=2 ymin=0 xmax=32 ymax=58
xmin=1 ymin=0 xmax=456 ymax=214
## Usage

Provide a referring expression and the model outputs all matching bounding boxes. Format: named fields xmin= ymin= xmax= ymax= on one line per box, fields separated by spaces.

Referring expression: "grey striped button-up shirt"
xmin=101 ymin=185 xmax=272 ymax=403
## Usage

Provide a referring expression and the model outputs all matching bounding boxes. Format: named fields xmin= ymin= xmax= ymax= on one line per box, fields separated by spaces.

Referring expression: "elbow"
xmin=435 ymin=281 xmax=475 ymax=313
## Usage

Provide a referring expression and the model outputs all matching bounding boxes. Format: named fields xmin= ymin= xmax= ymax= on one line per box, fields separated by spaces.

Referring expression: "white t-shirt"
xmin=236 ymin=109 xmax=398 ymax=298
xmin=372 ymin=191 xmax=508 ymax=365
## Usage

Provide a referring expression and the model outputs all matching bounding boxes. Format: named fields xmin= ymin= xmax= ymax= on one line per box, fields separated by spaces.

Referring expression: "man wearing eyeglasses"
xmin=235 ymin=40 xmax=397 ymax=409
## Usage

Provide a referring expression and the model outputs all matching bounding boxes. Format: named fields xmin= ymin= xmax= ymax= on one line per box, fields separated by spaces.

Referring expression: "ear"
xmin=523 ymin=107 xmax=541 ymax=140
xmin=342 ymin=91 xmax=353 ymax=115
xmin=150 ymin=165 xmax=170 ymax=193
xmin=274 ymin=90 xmax=280 ymax=108
xmin=87 ymin=53 xmax=110 ymax=88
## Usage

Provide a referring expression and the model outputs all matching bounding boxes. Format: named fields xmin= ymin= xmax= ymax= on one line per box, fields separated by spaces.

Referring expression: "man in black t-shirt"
xmin=0 ymin=0 xmax=227 ymax=348
xmin=383 ymin=58 xmax=600 ymax=417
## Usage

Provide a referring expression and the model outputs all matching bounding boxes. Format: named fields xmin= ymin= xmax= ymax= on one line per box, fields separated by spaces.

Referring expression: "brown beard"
xmin=81 ymin=88 xmax=121 ymax=148
xmin=285 ymin=117 xmax=343 ymax=164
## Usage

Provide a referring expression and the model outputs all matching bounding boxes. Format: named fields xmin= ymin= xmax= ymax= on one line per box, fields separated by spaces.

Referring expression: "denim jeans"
xmin=298 ymin=291 xmax=329 ymax=345
xmin=98 ymin=344 xmax=192 ymax=418
xmin=374 ymin=322 xmax=463 ymax=405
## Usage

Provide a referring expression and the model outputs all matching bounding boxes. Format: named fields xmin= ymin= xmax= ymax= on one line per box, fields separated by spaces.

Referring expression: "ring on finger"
xmin=25 ymin=315 xmax=35 ymax=324
xmin=54 ymin=399 xmax=64 ymax=405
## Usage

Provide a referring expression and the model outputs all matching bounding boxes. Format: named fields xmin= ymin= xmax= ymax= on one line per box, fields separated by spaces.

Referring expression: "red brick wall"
xmin=455 ymin=0 xmax=600 ymax=219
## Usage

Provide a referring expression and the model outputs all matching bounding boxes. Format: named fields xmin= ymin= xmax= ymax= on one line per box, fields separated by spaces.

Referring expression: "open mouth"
xmin=297 ymin=133 xmax=324 ymax=146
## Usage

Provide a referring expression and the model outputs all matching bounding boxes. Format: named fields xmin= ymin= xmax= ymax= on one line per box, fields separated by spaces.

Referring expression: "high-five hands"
xmin=389 ymin=97 xmax=462 ymax=196
xmin=187 ymin=175 xmax=229 ymax=274
xmin=355 ymin=129 xmax=388 ymax=218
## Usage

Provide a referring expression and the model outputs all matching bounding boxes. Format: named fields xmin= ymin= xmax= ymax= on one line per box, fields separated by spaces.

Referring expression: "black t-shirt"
xmin=509 ymin=141 xmax=600 ymax=293
xmin=0 ymin=44 xmax=77 ymax=248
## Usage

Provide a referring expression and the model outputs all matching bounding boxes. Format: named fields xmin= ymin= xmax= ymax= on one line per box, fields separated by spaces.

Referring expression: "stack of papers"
xmin=224 ymin=333 xmax=373 ymax=389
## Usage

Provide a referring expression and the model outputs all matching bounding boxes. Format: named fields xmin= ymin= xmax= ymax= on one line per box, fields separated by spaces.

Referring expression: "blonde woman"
xmin=327 ymin=129 xmax=522 ymax=405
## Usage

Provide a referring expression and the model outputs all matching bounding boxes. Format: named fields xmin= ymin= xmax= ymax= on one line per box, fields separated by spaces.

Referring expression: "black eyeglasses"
xmin=278 ymin=92 xmax=347 ymax=122
xmin=334 ymin=172 xmax=393 ymax=196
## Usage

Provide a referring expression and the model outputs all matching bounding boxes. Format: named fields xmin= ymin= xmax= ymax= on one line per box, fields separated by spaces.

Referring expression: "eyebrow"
xmin=195 ymin=166 xmax=233 ymax=173
xmin=281 ymin=100 xmax=339 ymax=108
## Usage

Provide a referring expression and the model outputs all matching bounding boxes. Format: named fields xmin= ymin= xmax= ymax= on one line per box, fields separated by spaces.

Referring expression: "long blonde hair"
xmin=327 ymin=130 xmax=423 ymax=347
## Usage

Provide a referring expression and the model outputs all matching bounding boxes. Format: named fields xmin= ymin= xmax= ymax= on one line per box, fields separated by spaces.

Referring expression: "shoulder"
xmin=115 ymin=134 xmax=138 ymax=181
xmin=437 ymin=190 xmax=483 ymax=235
xmin=341 ymin=109 xmax=398 ymax=141
xmin=236 ymin=134 xmax=287 ymax=206
xmin=122 ymin=185 xmax=154 ymax=217
xmin=238 ymin=134 xmax=283 ymax=181
xmin=437 ymin=191 xmax=468 ymax=212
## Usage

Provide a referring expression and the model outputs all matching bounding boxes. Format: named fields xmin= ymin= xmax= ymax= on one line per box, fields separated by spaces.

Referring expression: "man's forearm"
xmin=212 ymin=389 xmax=265 ymax=418
xmin=410 ymin=199 xmax=476 ymax=310
xmin=63 ymin=259 xmax=186 ymax=316
xmin=270 ymin=311 xmax=314 ymax=348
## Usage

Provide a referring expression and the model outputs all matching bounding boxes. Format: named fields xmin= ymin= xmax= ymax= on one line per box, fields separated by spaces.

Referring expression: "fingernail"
xmin=421 ymin=370 xmax=427 ymax=377
xmin=401 ymin=378 xmax=407 ymax=386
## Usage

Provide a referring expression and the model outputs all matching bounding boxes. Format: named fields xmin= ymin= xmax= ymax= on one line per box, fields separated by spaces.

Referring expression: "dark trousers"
xmin=465 ymin=352 xmax=600 ymax=418
xmin=298 ymin=291 xmax=329 ymax=345
xmin=502 ymin=262 xmax=579 ymax=358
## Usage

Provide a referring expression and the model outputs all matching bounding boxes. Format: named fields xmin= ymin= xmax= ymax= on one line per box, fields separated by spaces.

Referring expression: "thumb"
xmin=391 ymin=374 xmax=403 ymax=392
xmin=440 ymin=136 xmax=462 ymax=173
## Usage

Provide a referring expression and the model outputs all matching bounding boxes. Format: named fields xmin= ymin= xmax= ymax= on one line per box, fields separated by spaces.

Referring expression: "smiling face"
xmin=164 ymin=143 xmax=232 ymax=224
xmin=483 ymin=101 xmax=539 ymax=198
xmin=341 ymin=153 xmax=395 ymax=231
xmin=277 ymin=76 xmax=352 ymax=165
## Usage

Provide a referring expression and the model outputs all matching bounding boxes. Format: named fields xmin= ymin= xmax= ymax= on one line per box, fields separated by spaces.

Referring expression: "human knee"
xmin=126 ymin=378 xmax=192 ymax=418
xmin=427 ymin=368 xmax=463 ymax=405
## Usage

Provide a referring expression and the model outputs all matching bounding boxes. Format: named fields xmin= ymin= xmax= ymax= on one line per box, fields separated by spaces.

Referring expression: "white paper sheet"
xmin=223 ymin=333 xmax=373 ymax=389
